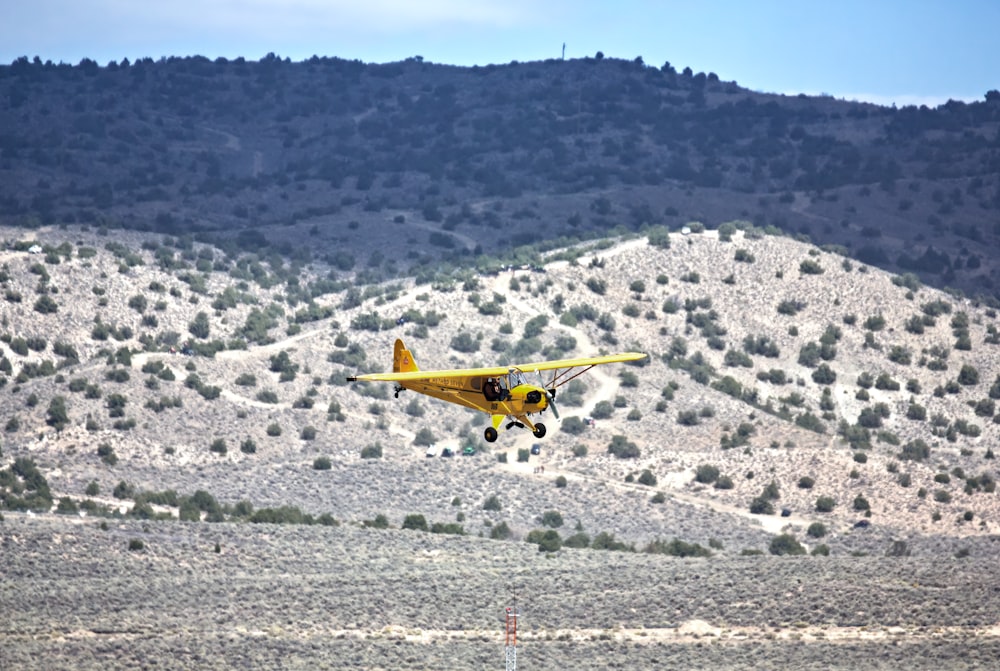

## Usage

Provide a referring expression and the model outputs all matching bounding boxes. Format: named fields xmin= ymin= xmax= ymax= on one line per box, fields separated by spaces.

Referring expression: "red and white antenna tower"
xmin=504 ymin=586 xmax=519 ymax=671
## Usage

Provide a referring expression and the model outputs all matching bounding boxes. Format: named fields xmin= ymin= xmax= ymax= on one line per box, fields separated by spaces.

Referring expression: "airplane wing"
xmin=347 ymin=352 xmax=646 ymax=384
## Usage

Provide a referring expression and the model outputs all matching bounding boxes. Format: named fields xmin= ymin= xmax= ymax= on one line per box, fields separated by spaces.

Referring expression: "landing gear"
xmin=484 ymin=427 xmax=498 ymax=443
xmin=532 ymin=423 xmax=546 ymax=439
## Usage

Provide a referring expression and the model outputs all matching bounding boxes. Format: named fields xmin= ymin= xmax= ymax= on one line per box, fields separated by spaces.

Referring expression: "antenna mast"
xmin=504 ymin=585 xmax=520 ymax=671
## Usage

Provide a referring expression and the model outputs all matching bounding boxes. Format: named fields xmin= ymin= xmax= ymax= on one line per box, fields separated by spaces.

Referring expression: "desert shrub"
xmin=864 ymin=314 xmax=886 ymax=331
xmin=695 ymin=464 xmax=720 ymax=484
xmin=265 ymin=423 xmax=282 ymax=437
xmin=588 ymin=400 xmax=614 ymax=420
xmin=853 ymin=495 xmax=871 ymax=511
xmin=240 ymin=439 xmax=257 ymax=454
xmin=591 ymin=532 xmax=631 ymax=552
xmin=811 ymin=364 xmax=836 ymax=384
xmin=777 ymin=299 xmax=804 ymax=316
xmin=811 ymin=544 xmax=830 ymax=556
xmin=363 ymin=514 xmax=390 ymax=529
xmin=300 ymin=426 xmax=317 ymax=440
xmin=899 ymin=439 xmax=930 ymax=461
xmin=769 ymin=534 xmax=806 ymax=555
xmin=489 ymin=522 xmax=512 ymax=540
xmin=958 ymin=364 xmax=980 ymax=386
xmin=399 ymin=514 xmax=427 ymax=531
xmin=644 ymin=538 xmax=712 ymax=558
xmin=256 ymin=390 xmax=279 ymax=404
xmin=97 ymin=443 xmax=118 ymax=466
xmin=607 ymin=435 xmax=640 ymax=459
xmin=934 ymin=490 xmax=951 ymax=504
xmin=749 ymin=496 xmax=774 ymax=515
xmin=482 ymin=494 xmax=502 ymax=512
xmin=815 ymin=496 xmax=836 ymax=513
xmin=797 ymin=476 xmax=815 ymax=489
xmin=34 ymin=295 xmax=59 ymax=314
xmin=637 ymin=469 xmax=657 ymax=486
xmin=799 ymin=259 xmax=824 ymax=275
xmin=807 ymin=522 xmax=827 ymax=538
xmin=360 ymin=443 xmax=383 ymax=459
xmin=561 ymin=416 xmax=587 ymax=435
xmin=555 ymin=475 xmax=567 ymax=488
xmin=235 ymin=373 xmax=257 ymax=386
xmin=795 ymin=412 xmax=826 ymax=434
xmin=540 ymin=510 xmax=564 ymax=528
xmin=526 ymin=529 xmax=562 ymax=552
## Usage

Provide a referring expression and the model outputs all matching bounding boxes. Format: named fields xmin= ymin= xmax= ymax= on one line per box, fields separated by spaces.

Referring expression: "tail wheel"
xmin=532 ymin=423 xmax=546 ymax=439
xmin=484 ymin=427 xmax=498 ymax=443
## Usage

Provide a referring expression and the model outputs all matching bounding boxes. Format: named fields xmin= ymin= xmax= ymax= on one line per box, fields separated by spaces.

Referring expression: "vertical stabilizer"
xmin=393 ymin=339 xmax=419 ymax=373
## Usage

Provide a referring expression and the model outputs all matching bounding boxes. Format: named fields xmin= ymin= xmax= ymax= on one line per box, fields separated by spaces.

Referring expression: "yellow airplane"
xmin=347 ymin=338 xmax=647 ymax=443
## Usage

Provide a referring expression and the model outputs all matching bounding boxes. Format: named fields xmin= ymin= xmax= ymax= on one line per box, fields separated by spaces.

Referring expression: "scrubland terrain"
xmin=3 ymin=222 xmax=1000 ymax=669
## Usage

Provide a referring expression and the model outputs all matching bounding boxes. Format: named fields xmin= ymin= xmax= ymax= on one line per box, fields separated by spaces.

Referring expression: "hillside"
xmin=4 ymin=223 xmax=1000 ymax=668
xmin=2 ymin=55 xmax=1000 ymax=302
xmin=3 ymin=222 xmax=999 ymax=542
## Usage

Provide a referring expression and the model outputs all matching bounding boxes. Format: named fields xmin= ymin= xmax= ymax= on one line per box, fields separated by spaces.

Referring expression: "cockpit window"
xmin=508 ymin=369 xmax=528 ymax=387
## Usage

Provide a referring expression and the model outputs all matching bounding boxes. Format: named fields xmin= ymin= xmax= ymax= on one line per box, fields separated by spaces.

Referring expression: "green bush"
xmin=815 ymin=496 xmax=836 ymax=513
xmin=607 ymin=435 xmax=640 ymax=459
xmin=402 ymin=514 xmax=428 ymax=531
xmin=637 ymin=469 xmax=657 ymax=486
xmin=540 ymin=510 xmax=564 ymax=528
xmin=769 ymin=534 xmax=806 ymax=555
xmin=489 ymin=521 xmax=512 ymax=540
xmin=695 ymin=464 xmax=720 ymax=484
xmin=807 ymin=522 xmax=827 ymax=538
xmin=360 ymin=443 xmax=383 ymax=459
xmin=644 ymin=538 xmax=712 ymax=558
xmin=750 ymin=496 xmax=774 ymax=515
xmin=482 ymin=494 xmax=502 ymax=511
xmin=526 ymin=529 xmax=562 ymax=552
xmin=561 ymin=416 xmax=587 ymax=435
xmin=313 ymin=456 xmax=332 ymax=470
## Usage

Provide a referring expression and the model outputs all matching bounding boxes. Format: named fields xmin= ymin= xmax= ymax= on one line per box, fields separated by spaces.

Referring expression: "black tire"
xmin=532 ymin=423 xmax=546 ymax=439
xmin=484 ymin=427 xmax=498 ymax=443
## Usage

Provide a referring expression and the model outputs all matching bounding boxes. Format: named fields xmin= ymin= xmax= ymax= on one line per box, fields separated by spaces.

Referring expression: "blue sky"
xmin=2 ymin=0 xmax=997 ymax=107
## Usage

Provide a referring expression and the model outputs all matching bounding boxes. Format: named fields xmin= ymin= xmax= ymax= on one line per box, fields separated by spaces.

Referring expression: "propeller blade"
xmin=535 ymin=371 xmax=559 ymax=419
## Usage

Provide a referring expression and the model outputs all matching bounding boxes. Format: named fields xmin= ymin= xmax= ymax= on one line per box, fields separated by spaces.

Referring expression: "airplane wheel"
xmin=532 ymin=423 xmax=546 ymax=439
xmin=484 ymin=427 xmax=498 ymax=443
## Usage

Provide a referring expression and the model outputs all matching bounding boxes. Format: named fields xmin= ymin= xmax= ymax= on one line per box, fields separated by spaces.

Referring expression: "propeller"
xmin=536 ymin=371 xmax=560 ymax=419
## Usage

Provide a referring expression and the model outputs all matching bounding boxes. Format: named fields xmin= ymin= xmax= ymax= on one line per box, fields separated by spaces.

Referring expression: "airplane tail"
xmin=393 ymin=338 xmax=419 ymax=374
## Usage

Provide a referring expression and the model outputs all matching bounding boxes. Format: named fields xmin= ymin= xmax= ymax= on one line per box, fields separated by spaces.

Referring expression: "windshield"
xmin=508 ymin=369 xmax=529 ymax=387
